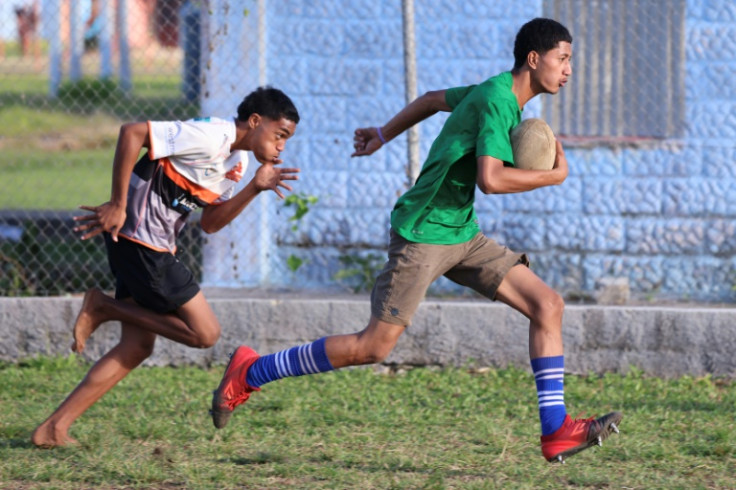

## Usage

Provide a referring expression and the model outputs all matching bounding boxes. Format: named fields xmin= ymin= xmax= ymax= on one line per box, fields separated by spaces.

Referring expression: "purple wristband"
xmin=376 ymin=127 xmax=387 ymax=144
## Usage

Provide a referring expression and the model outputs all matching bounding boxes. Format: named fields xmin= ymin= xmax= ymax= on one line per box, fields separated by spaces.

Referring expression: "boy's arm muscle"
xmin=74 ymin=122 xmax=150 ymax=241
xmin=352 ymin=89 xmax=450 ymax=157
xmin=200 ymin=164 xmax=300 ymax=234
xmin=476 ymin=140 xmax=568 ymax=194
xmin=110 ymin=122 xmax=150 ymax=206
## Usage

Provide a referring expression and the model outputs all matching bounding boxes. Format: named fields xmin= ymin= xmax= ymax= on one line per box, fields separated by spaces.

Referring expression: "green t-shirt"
xmin=390 ymin=71 xmax=522 ymax=245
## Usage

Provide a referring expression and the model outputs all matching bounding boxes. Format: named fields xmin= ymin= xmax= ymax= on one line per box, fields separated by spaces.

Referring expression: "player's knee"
xmin=126 ymin=339 xmax=156 ymax=366
xmin=355 ymin=342 xmax=393 ymax=365
xmin=195 ymin=324 xmax=221 ymax=349
xmin=533 ymin=289 xmax=565 ymax=325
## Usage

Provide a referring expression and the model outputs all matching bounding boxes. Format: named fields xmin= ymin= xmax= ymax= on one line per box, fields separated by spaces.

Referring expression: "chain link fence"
xmin=1 ymin=1 xmax=723 ymax=302
xmin=2 ymin=0 xmax=390 ymax=297
xmin=1 ymin=0 xmax=204 ymax=296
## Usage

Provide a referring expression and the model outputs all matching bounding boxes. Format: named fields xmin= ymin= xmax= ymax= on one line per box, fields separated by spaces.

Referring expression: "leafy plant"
xmin=286 ymin=254 xmax=304 ymax=273
xmin=57 ymin=78 xmax=126 ymax=109
xmin=333 ymin=252 xmax=384 ymax=293
xmin=282 ymin=193 xmax=318 ymax=273
xmin=283 ymin=192 xmax=319 ymax=231
xmin=0 ymin=252 xmax=35 ymax=296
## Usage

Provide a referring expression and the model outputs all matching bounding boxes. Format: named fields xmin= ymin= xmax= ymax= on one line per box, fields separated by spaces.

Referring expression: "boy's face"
xmin=530 ymin=41 xmax=572 ymax=95
xmin=249 ymin=115 xmax=297 ymax=164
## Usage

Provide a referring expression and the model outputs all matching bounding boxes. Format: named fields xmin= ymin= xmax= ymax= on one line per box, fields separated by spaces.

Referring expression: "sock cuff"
xmin=313 ymin=337 xmax=334 ymax=371
xmin=531 ymin=355 xmax=564 ymax=372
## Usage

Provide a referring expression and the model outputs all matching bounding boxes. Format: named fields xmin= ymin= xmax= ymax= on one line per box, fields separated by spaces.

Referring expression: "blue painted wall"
xmin=259 ymin=0 xmax=736 ymax=303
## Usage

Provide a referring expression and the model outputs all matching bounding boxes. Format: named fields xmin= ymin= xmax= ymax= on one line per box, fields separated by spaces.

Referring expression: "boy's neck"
xmin=231 ymin=119 xmax=251 ymax=152
xmin=510 ymin=68 xmax=537 ymax=110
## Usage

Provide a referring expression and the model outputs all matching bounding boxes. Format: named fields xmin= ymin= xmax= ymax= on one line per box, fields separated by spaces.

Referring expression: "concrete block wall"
xmin=254 ymin=0 xmax=736 ymax=303
xmin=3 ymin=295 xmax=736 ymax=378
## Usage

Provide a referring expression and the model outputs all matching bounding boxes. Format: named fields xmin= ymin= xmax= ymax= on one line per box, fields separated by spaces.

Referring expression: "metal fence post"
xmin=402 ymin=0 xmax=420 ymax=186
xmin=200 ymin=0 xmax=269 ymax=288
xmin=99 ymin=0 xmax=114 ymax=79
xmin=69 ymin=0 xmax=84 ymax=81
xmin=117 ymin=0 xmax=131 ymax=93
xmin=44 ymin=0 xmax=62 ymax=96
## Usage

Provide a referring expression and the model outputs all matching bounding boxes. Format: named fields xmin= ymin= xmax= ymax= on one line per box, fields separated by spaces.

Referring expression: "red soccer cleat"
xmin=541 ymin=412 xmax=623 ymax=463
xmin=210 ymin=346 xmax=261 ymax=429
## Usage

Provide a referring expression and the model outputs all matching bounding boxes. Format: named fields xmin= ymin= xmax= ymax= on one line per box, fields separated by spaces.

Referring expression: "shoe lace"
xmin=225 ymin=389 xmax=251 ymax=410
xmin=571 ymin=413 xmax=597 ymax=428
xmin=572 ymin=412 xmax=595 ymax=422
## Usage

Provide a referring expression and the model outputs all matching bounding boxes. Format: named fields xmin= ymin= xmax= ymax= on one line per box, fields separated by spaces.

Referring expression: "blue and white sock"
xmin=531 ymin=356 xmax=568 ymax=435
xmin=246 ymin=337 xmax=334 ymax=388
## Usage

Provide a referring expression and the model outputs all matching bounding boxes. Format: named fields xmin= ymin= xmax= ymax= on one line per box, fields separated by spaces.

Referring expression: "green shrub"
xmin=57 ymin=78 xmax=126 ymax=110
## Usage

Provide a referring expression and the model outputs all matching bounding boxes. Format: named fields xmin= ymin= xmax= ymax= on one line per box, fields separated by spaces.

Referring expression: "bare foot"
xmin=72 ymin=288 xmax=107 ymax=353
xmin=31 ymin=420 xmax=78 ymax=448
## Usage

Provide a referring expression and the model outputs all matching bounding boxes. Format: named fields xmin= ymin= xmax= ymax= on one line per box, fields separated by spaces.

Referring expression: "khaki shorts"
xmin=371 ymin=230 xmax=528 ymax=326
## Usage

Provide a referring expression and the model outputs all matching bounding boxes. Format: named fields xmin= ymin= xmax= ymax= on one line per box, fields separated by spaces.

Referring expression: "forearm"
xmin=200 ymin=181 xmax=260 ymax=234
xmin=379 ymin=90 xmax=450 ymax=142
xmin=481 ymin=168 xmax=566 ymax=194
xmin=477 ymin=157 xmax=567 ymax=194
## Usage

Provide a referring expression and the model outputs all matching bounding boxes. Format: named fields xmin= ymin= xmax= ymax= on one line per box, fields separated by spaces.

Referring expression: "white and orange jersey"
xmin=118 ymin=117 xmax=248 ymax=254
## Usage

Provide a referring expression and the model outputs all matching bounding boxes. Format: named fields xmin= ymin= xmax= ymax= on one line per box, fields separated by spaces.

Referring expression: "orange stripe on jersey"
xmin=119 ymin=234 xmax=177 ymax=254
xmin=160 ymin=158 xmax=221 ymax=204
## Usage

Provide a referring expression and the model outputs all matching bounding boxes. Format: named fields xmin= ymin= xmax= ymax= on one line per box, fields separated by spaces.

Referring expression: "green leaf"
xmin=287 ymin=254 xmax=304 ymax=272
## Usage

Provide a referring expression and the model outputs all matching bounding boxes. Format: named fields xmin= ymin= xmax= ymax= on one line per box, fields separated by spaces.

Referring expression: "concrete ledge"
xmin=1 ymin=295 xmax=735 ymax=378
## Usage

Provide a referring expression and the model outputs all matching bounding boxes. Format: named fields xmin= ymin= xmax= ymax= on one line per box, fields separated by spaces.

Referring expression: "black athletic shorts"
xmin=104 ymin=233 xmax=200 ymax=314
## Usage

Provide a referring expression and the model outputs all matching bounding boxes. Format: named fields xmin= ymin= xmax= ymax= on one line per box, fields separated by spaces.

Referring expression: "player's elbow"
xmin=477 ymin=181 xmax=492 ymax=194
xmin=420 ymin=90 xmax=450 ymax=113
xmin=199 ymin=218 xmax=221 ymax=234
xmin=199 ymin=208 xmax=225 ymax=234
xmin=477 ymin=177 xmax=501 ymax=195
xmin=200 ymin=223 xmax=220 ymax=234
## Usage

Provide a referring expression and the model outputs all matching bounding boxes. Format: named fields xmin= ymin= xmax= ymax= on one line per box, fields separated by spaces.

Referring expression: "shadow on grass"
xmin=0 ymin=437 xmax=36 ymax=450
xmin=228 ymin=452 xmax=286 ymax=465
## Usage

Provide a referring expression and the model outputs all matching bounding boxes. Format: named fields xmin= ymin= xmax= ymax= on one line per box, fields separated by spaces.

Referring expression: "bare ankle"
xmin=31 ymin=419 xmax=67 ymax=448
xmin=73 ymin=289 xmax=113 ymax=349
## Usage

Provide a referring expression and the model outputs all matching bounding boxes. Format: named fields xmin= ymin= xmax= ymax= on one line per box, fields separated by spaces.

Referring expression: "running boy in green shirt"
xmin=211 ymin=18 xmax=622 ymax=463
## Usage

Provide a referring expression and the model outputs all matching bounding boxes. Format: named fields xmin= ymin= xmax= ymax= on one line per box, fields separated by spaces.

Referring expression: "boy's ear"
xmin=527 ymin=50 xmax=540 ymax=69
xmin=248 ymin=113 xmax=262 ymax=128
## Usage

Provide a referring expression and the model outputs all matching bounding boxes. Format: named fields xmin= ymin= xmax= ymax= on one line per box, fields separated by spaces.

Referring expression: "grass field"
xmin=1 ymin=356 xmax=734 ymax=489
xmin=0 ymin=148 xmax=113 ymax=210
xmin=0 ymin=106 xmax=118 ymax=209
xmin=0 ymin=60 xmax=197 ymax=210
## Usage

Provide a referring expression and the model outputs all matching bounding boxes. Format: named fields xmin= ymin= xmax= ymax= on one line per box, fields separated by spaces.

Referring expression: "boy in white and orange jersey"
xmin=32 ymin=87 xmax=300 ymax=448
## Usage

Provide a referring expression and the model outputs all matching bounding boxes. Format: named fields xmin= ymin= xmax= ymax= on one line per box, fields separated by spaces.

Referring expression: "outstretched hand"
xmin=73 ymin=202 xmax=126 ymax=241
xmin=351 ymin=127 xmax=384 ymax=157
xmin=254 ymin=164 xmax=300 ymax=199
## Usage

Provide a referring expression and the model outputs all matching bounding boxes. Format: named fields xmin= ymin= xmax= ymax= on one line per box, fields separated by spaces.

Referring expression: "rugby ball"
xmin=509 ymin=118 xmax=556 ymax=170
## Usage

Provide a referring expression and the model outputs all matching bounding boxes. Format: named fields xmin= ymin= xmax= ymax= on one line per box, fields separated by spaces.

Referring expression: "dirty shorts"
xmin=370 ymin=229 xmax=528 ymax=326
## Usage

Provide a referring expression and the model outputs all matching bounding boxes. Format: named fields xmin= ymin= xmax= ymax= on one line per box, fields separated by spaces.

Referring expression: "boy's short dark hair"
xmin=513 ymin=18 xmax=573 ymax=71
xmin=237 ymin=86 xmax=300 ymax=124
